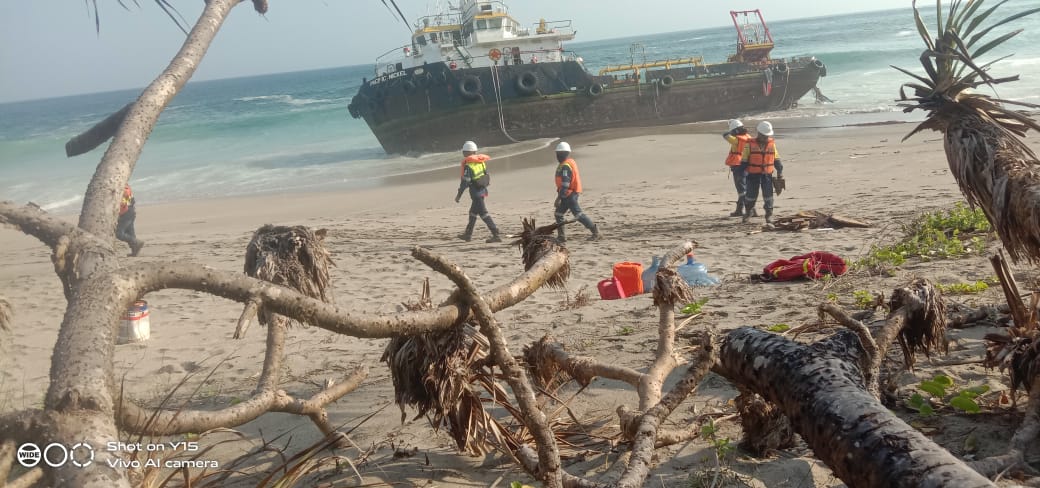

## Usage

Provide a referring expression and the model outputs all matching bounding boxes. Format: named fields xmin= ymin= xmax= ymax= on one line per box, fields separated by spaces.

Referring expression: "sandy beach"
xmin=3 ymin=119 xmax=1040 ymax=486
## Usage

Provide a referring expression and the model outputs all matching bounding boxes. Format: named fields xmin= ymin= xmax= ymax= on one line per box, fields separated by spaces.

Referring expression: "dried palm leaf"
xmin=985 ymin=331 xmax=1040 ymax=395
xmin=652 ymin=268 xmax=694 ymax=307
xmin=244 ymin=225 xmax=334 ymax=327
xmin=889 ymin=278 xmax=948 ymax=369
xmin=895 ymin=0 xmax=1040 ymax=263
xmin=985 ymin=291 xmax=1040 ymax=395
xmin=0 ymin=297 xmax=10 ymax=332
xmin=513 ymin=217 xmax=570 ymax=289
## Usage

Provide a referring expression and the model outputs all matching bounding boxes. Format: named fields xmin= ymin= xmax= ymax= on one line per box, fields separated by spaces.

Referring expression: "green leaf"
xmin=913 ymin=1 xmax=936 ymax=51
xmin=967 ymin=7 xmax=1040 ymax=48
xmin=963 ymin=0 xmax=1012 ymax=40
xmin=919 ymin=403 xmax=935 ymax=416
xmin=767 ymin=324 xmax=791 ymax=333
xmin=971 ymin=28 xmax=1025 ymax=59
xmin=950 ymin=395 xmax=981 ymax=413
xmin=511 ymin=482 xmax=523 ymax=488
xmin=933 ymin=375 xmax=955 ymax=387
xmin=962 ymin=385 xmax=991 ymax=397
xmin=907 ymin=393 xmax=927 ymax=409
xmin=919 ymin=381 xmax=947 ymax=397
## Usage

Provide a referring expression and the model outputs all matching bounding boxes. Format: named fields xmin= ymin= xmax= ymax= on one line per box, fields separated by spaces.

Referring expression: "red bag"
xmin=763 ymin=251 xmax=847 ymax=281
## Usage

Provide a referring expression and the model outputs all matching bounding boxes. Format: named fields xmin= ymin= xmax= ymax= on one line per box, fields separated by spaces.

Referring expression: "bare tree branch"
xmin=641 ymin=241 xmax=696 ymax=410
xmin=0 ymin=201 xmax=81 ymax=250
xmin=411 ymin=246 xmax=564 ymax=488
xmin=617 ymin=333 xmax=716 ymax=488
xmin=525 ymin=336 xmax=643 ymax=388
xmin=108 ymin=253 xmax=567 ymax=338
xmin=64 ymin=103 xmax=132 ymax=157
xmin=78 ymin=0 xmax=245 ymax=238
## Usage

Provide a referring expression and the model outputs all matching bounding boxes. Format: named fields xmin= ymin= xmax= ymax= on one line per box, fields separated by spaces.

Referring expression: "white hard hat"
xmin=756 ymin=121 xmax=774 ymax=136
xmin=461 ymin=141 xmax=478 ymax=152
xmin=727 ymin=119 xmax=744 ymax=131
xmin=555 ymin=141 xmax=571 ymax=152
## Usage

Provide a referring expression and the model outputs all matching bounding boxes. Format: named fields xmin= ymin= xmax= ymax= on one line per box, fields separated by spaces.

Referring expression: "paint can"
xmin=118 ymin=300 xmax=150 ymax=344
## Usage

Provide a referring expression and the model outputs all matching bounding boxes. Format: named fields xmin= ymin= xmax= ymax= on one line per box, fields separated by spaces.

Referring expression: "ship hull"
xmin=353 ymin=61 xmax=824 ymax=154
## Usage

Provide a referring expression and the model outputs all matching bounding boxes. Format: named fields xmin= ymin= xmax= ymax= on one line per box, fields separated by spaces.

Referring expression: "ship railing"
xmin=597 ymin=57 xmax=705 ymax=76
xmin=524 ymin=19 xmax=573 ymax=37
xmin=373 ymin=45 xmax=413 ymax=76
xmin=414 ymin=12 xmax=462 ymax=30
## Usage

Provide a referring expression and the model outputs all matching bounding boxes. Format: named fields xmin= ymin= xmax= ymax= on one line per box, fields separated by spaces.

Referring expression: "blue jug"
xmin=677 ymin=254 xmax=720 ymax=287
xmin=641 ymin=256 xmax=661 ymax=292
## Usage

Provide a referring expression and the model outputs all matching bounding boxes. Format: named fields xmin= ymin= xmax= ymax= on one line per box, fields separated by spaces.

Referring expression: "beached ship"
xmin=348 ymin=1 xmax=828 ymax=154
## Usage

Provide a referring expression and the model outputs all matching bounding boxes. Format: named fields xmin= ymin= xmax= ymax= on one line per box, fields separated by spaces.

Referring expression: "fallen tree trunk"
xmin=715 ymin=327 xmax=994 ymax=488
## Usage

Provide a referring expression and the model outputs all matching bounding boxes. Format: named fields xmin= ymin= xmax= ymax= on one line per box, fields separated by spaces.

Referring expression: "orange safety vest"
xmin=746 ymin=138 xmax=776 ymax=175
xmin=725 ymin=134 xmax=752 ymax=166
xmin=555 ymin=158 xmax=582 ymax=196
xmin=119 ymin=185 xmax=134 ymax=215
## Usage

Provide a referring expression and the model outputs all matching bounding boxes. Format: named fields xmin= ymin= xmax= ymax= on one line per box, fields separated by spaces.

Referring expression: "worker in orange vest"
xmin=723 ymin=119 xmax=754 ymax=217
xmin=553 ymin=141 xmax=600 ymax=242
xmin=117 ymin=184 xmax=145 ymax=256
xmin=741 ymin=121 xmax=783 ymax=224
xmin=454 ymin=141 xmax=502 ymax=243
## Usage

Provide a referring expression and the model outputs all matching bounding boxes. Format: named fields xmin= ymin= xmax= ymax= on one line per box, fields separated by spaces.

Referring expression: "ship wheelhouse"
xmin=373 ymin=0 xmax=576 ymax=78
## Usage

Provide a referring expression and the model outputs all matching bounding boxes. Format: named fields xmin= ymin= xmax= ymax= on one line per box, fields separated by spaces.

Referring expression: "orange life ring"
xmin=488 ymin=48 xmax=502 ymax=61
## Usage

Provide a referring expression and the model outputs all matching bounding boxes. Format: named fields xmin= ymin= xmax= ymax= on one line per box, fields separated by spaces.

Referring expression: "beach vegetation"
xmin=853 ymin=289 xmax=881 ymax=310
xmin=906 ymin=375 xmax=990 ymax=416
xmin=680 ymin=297 xmax=709 ymax=315
xmin=936 ymin=280 xmax=991 ymax=295
xmin=857 ymin=203 xmax=992 ymax=272
xmin=766 ymin=323 xmax=791 ymax=333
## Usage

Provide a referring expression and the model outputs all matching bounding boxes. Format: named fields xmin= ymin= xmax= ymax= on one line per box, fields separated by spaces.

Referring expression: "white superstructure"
xmin=374 ymin=0 xmax=576 ymax=76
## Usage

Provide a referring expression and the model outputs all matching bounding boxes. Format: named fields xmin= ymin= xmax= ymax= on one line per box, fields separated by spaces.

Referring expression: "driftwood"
xmin=770 ymin=210 xmax=872 ymax=231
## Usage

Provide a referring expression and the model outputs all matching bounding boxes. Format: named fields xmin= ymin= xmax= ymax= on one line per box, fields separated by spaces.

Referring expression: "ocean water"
xmin=2 ymin=1 xmax=1039 ymax=212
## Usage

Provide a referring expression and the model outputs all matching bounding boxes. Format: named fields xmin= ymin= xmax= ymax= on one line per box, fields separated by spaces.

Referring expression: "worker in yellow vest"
xmin=723 ymin=119 xmax=754 ymax=217
xmin=553 ymin=141 xmax=600 ymax=242
xmin=454 ymin=141 xmax=502 ymax=243
xmin=741 ymin=121 xmax=783 ymax=224
xmin=117 ymin=184 xmax=145 ymax=256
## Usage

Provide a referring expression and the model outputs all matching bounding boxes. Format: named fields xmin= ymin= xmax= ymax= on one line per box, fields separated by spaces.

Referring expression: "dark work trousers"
xmin=744 ymin=173 xmax=775 ymax=215
xmin=116 ymin=206 xmax=138 ymax=244
xmin=554 ymin=193 xmax=596 ymax=240
xmin=731 ymin=165 xmax=747 ymax=208
xmin=464 ymin=190 xmax=499 ymax=236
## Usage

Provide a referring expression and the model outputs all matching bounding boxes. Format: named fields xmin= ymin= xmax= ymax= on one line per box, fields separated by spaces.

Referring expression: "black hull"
xmin=353 ymin=61 xmax=824 ymax=154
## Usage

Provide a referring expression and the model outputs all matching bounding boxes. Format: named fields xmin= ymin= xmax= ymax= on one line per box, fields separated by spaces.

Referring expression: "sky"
xmin=0 ymin=0 xmax=915 ymax=103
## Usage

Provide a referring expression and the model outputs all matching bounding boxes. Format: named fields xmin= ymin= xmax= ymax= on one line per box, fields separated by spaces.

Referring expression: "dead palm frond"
xmin=895 ymin=0 xmax=1040 ymax=263
xmin=513 ymin=217 xmax=570 ymax=289
xmin=985 ymin=293 xmax=1040 ymax=395
xmin=0 ymin=297 xmax=11 ymax=332
xmin=888 ymin=278 xmax=948 ymax=369
xmin=244 ymin=225 xmax=334 ymax=327
xmin=384 ymin=284 xmax=610 ymax=456
xmin=382 ymin=281 xmax=511 ymax=455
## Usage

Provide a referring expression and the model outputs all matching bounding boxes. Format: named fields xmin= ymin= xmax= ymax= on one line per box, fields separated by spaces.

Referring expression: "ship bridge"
xmin=374 ymin=0 xmax=578 ymax=76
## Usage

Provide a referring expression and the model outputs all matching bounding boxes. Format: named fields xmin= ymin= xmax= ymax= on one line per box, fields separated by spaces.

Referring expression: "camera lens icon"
xmin=17 ymin=443 xmax=41 ymax=468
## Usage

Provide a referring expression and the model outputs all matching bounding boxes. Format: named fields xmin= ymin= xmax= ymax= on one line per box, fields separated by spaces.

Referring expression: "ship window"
xmin=429 ymin=33 xmax=439 ymax=43
xmin=451 ymin=31 xmax=461 ymax=43
xmin=415 ymin=35 xmax=427 ymax=46
xmin=476 ymin=19 xmax=487 ymax=30
xmin=488 ymin=18 xmax=502 ymax=29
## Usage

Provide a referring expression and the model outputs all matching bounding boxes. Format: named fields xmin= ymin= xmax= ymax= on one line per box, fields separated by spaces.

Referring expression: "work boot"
xmin=130 ymin=240 xmax=145 ymax=257
xmin=729 ymin=200 xmax=744 ymax=217
xmin=587 ymin=224 xmax=601 ymax=241
xmin=486 ymin=234 xmax=502 ymax=243
xmin=457 ymin=233 xmax=472 ymax=242
xmin=764 ymin=209 xmax=773 ymax=224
